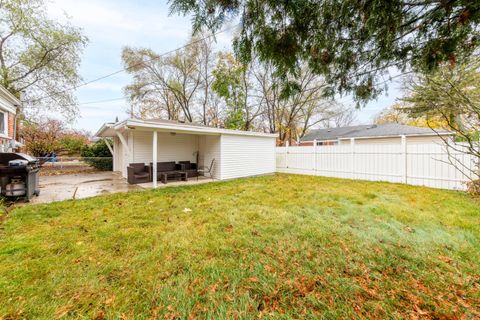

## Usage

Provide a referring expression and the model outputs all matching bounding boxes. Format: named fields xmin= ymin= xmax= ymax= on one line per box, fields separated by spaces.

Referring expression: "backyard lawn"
xmin=0 ymin=174 xmax=479 ymax=319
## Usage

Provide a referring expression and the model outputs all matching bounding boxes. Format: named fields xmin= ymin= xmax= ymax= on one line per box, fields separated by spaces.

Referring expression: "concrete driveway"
xmin=31 ymin=171 xmax=140 ymax=204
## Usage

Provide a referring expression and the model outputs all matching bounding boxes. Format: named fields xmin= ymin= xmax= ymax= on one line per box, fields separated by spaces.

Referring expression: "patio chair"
xmin=197 ymin=158 xmax=215 ymax=180
xmin=127 ymin=163 xmax=151 ymax=184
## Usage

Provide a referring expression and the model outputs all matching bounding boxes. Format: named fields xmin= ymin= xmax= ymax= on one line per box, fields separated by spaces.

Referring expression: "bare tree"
xmin=122 ymin=35 xmax=217 ymax=123
xmin=253 ymin=63 xmax=339 ymax=144
xmin=327 ymin=105 xmax=358 ymax=128
xmin=195 ymin=34 xmax=220 ymax=126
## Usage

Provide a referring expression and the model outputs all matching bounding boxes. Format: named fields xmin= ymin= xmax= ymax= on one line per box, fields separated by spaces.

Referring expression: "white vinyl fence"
xmin=276 ymin=140 xmax=478 ymax=191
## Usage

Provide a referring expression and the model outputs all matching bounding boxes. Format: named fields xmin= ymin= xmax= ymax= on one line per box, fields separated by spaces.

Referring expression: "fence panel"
xmin=276 ymin=141 xmax=478 ymax=191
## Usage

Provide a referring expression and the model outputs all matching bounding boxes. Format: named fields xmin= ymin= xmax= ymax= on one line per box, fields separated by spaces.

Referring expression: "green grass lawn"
xmin=1 ymin=174 xmax=479 ymax=319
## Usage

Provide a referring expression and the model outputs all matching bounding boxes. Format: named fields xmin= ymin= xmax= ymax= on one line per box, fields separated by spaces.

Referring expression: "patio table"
xmin=160 ymin=171 xmax=188 ymax=184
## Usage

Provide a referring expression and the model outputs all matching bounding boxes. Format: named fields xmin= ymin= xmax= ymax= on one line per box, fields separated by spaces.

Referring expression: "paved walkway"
xmin=31 ymin=172 xmax=139 ymax=204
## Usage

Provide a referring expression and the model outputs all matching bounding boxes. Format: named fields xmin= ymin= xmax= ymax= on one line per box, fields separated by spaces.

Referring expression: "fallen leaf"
xmin=95 ymin=310 xmax=105 ymax=320
xmin=105 ymin=295 xmax=115 ymax=306
xmin=183 ymin=208 xmax=192 ymax=213
xmin=249 ymin=277 xmax=258 ymax=283
xmin=55 ymin=304 xmax=73 ymax=318
xmin=438 ymin=256 xmax=453 ymax=264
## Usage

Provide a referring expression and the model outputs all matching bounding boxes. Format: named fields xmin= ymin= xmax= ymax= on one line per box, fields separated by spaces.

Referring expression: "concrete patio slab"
xmin=31 ymin=171 xmax=140 ymax=204
xmin=30 ymin=172 xmax=215 ymax=204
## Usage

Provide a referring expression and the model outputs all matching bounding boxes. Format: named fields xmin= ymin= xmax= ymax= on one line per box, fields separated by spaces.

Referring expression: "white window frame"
xmin=0 ymin=111 xmax=8 ymax=138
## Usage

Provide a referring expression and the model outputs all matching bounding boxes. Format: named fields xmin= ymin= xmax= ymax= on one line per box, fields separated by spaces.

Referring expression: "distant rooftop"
xmin=301 ymin=123 xmax=453 ymax=141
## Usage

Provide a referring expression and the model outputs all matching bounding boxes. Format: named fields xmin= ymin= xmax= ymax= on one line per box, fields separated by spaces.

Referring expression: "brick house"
xmin=0 ymin=85 xmax=21 ymax=152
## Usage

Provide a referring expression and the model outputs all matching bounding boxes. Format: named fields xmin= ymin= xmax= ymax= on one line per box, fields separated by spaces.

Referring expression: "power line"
xmin=78 ymin=97 xmax=126 ymax=105
xmin=55 ymin=65 xmax=413 ymax=111
xmin=24 ymin=23 xmax=240 ymax=104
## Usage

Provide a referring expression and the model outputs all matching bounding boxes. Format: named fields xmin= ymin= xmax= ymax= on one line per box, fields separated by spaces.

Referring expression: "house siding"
xmin=220 ymin=134 xmax=276 ymax=180
xmin=198 ymin=135 xmax=221 ymax=179
xmin=131 ymin=131 xmax=199 ymax=165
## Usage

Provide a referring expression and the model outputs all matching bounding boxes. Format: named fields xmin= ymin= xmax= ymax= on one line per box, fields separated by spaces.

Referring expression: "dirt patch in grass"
xmin=39 ymin=163 xmax=98 ymax=176
xmin=0 ymin=174 xmax=479 ymax=319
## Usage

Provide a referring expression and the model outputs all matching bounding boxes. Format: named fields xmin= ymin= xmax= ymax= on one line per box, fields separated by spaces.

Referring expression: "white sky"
xmin=47 ymin=0 xmax=403 ymax=134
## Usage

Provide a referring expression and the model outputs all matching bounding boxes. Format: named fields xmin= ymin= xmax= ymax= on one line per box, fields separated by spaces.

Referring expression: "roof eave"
xmin=94 ymin=123 xmax=116 ymax=137
xmin=96 ymin=118 xmax=279 ymax=138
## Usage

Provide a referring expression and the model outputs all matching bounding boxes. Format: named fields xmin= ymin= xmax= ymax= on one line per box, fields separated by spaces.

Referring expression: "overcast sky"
xmin=47 ymin=0 xmax=403 ymax=134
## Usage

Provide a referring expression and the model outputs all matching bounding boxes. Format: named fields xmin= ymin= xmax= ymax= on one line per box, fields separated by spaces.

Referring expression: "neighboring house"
xmin=95 ymin=118 xmax=277 ymax=183
xmin=299 ymin=123 xmax=454 ymax=146
xmin=0 ymin=85 xmax=21 ymax=152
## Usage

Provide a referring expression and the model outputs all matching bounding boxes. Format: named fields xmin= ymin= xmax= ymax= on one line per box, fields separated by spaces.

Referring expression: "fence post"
xmin=350 ymin=138 xmax=355 ymax=178
xmin=401 ymin=135 xmax=407 ymax=183
xmin=313 ymin=139 xmax=317 ymax=174
xmin=286 ymin=140 xmax=289 ymax=169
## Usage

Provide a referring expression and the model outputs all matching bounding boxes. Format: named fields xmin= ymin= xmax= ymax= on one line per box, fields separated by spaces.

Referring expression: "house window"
xmin=0 ymin=112 xmax=5 ymax=135
xmin=316 ymin=140 xmax=338 ymax=146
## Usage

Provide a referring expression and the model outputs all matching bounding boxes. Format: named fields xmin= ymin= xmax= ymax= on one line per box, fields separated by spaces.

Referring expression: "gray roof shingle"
xmin=301 ymin=123 xmax=452 ymax=141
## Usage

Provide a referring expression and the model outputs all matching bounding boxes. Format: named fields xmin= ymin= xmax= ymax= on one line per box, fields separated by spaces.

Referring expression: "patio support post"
xmin=313 ymin=139 xmax=317 ymax=173
xmin=153 ymin=131 xmax=158 ymax=188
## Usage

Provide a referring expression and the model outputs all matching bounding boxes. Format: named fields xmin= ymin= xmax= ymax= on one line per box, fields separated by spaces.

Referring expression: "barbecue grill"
xmin=0 ymin=153 xmax=40 ymax=201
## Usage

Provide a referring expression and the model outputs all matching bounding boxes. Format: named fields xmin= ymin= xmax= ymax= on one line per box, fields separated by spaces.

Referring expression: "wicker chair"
xmin=127 ymin=163 xmax=150 ymax=184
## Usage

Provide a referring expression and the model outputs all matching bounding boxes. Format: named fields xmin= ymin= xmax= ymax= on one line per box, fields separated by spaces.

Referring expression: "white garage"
xmin=95 ymin=118 xmax=277 ymax=187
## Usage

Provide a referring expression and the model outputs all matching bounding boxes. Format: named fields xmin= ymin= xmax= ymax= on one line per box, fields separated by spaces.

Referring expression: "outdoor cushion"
xmin=130 ymin=163 xmax=147 ymax=174
xmin=178 ymin=161 xmax=194 ymax=170
xmin=134 ymin=172 xmax=150 ymax=178
xmin=154 ymin=161 xmax=176 ymax=172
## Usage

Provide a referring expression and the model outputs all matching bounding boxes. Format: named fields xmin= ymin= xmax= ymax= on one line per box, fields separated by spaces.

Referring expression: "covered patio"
xmin=95 ymin=119 xmax=277 ymax=188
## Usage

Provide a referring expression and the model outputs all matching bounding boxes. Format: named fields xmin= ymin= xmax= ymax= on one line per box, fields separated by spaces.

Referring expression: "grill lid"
xmin=0 ymin=153 xmax=38 ymax=165
xmin=9 ymin=159 xmax=29 ymax=167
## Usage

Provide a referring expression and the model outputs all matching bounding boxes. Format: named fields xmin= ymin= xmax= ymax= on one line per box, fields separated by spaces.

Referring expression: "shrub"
xmin=59 ymin=133 xmax=90 ymax=155
xmin=466 ymin=179 xmax=480 ymax=197
xmin=80 ymin=140 xmax=113 ymax=171
xmin=20 ymin=119 xmax=63 ymax=156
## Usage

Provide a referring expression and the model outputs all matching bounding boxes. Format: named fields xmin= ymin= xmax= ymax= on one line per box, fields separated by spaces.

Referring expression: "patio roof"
xmin=95 ymin=118 xmax=278 ymax=138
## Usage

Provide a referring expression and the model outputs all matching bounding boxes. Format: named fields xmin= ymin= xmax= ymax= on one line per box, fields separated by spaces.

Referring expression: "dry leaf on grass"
xmin=55 ymin=304 xmax=73 ymax=318
xmin=105 ymin=295 xmax=115 ymax=306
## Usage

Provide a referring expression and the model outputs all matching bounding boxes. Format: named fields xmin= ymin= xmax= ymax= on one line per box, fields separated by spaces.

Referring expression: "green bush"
xmin=59 ymin=134 xmax=89 ymax=155
xmin=80 ymin=140 xmax=113 ymax=171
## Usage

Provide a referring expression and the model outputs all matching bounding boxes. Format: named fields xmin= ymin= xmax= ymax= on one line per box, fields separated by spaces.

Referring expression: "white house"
xmin=95 ymin=118 xmax=277 ymax=186
xmin=0 ymin=85 xmax=21 ymax=152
